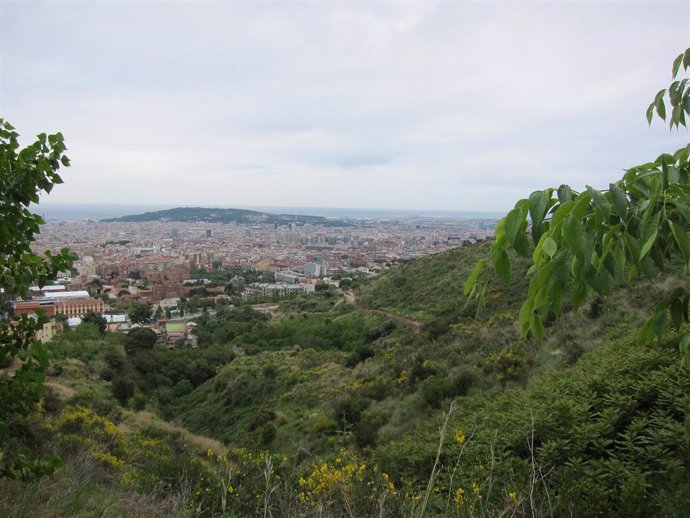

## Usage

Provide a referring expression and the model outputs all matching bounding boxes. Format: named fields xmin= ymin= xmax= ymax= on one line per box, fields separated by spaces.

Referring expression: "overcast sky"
xmin=2 ymin=1 xmax=689 ymax=212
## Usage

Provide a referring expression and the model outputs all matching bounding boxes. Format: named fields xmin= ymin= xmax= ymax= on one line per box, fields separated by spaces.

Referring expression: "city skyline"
xmin=3 ymin=1 xmax=690 ymax=211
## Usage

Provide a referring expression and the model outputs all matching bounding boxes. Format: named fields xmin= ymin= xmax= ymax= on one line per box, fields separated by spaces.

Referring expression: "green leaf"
xmin=673 ymin=52 xmax=684 ymax=78
xmin=672 ymin=103 xmax=682 ymax=129
xmin=650 ymin=244 xmax=665 ymax=271
xmin=494 ymin=249 xmax=510 ymax=284
xmin=639 ymin=212 xmax=660 ymax=260
xmin=529 ymin=190 xmax=548 ymax=226
xmin=504 ymin=207 xmax=523 ymax=249
xmin=530 ymin=311 xmax=544 ymax=341
xmin=550 ymin=279 xmax=565 ymax=313
xmin=542 ymin=236 xmax=557 ymax=258
xmin=611 ymin=241 xmax=626 ymax=271
xmin=656 ymin=98 xmax=667 ymax=120
xmin=550 ymin=200 xmax=574 ymax=231
xmin=518 ymin=299 xmax=533 ymax=337
xmin=557 ymin=184 xmax=574 ymax=204
xmin=514 ymin=231 xmax=530 ymax=258
xmin=654 ymin=88 xmax=666 ymax=104
xmin=672 ymin=201 xmax=690 ymax=226
xmin=646 ymin=103 xmax=655 ymax=125
xmin=602 ymin=252 xmax=617 ymax=276
xmin=591 ymin=270 xmax=614 ymax=296
xmin=670 ymin=80 xmax=681 ymax=103
xmin=534 ymin=286 xmax=549 ymax=309
xmin=571 ymin=191 xmax=593 ymax=220
xmin=684 ymin=47 xmax=690 ymax=69
xmin=639 ymin=228 xmax=658 ymax=261
xmin=528 ymin=261 xmax=555 ymax=299
xmin=587 ymin=186 xmax=611 ymax=219
xmin=609 ymin=183 xmax=628 ymax=219
xmin=464 ymin=259 xmax=486 ymax=296
xmin=531 ymin=221 xmax=544 ymax=246
xmin=532 ymin=232 xmax=548 ymax=263
xmin=564 ymin=215 xmax=587 ymax=264
xmin=552 ymin=250 xmax=570 ymax=284
xmin=669 ymin=220 xmax=690 ymax=263
xmin=493 ymin=218 xmax=507 ymax=248
xmin=572 ymin=280 xmax=587 ymax=308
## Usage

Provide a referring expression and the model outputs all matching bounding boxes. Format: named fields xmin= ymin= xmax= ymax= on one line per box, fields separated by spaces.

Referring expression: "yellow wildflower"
xmin=454 ymin=487 xmax=465 ymax=507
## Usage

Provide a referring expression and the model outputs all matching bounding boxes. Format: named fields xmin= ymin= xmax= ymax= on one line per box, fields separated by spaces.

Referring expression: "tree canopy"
xmin=0 ymin=119 xmax=75 ymax=478
xmin=125 ymin=327 xmax=158 ymax=353
xmin=81 ymin=310 xmax=107 ymax=336
xmin=127 ymin=301 xmax=153 ymax=324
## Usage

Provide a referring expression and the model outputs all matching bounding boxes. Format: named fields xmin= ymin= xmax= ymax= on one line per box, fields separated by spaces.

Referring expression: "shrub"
xmin=172 ymin=379 xmax=193 ymax=398
xmin=124 ymin=328 xmax=157 ymax=353
xmin=102 ymin=343 xmax=126 ymax=371
xmin=483 ymin=349 xmax=527 ymax=387
xmin=333 ymin=396 xmax=370 ymax=429
xmin=130 ymin=393 xmax=147 ymax=411
xmin=344 ymin=346 xmax=375 ymax=368
xmin=421 ymin=370 xmax=477 ymax=408
xmin=112 ymin=377 xmax=135 ymax=406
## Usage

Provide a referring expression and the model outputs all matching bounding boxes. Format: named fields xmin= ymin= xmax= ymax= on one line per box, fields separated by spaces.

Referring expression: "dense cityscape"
xmin=15 ymin=212 xmax=497 ymax=342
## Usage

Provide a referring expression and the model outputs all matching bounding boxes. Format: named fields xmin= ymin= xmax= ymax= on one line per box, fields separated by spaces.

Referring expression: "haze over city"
xmin=2 ymin=0 xmax=688 ymax=212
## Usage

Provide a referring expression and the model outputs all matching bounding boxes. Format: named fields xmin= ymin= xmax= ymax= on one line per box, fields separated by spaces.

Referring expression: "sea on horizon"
xmin=31 ymin=202 xmax=506 ymax=222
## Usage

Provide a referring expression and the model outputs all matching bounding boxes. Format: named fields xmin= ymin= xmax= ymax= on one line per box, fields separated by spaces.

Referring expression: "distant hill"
xmin=101 ymin=206 xmax=349 ymax=226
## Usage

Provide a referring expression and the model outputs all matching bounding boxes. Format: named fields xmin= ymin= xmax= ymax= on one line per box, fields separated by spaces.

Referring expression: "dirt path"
xmin=252 ymin=304 xmax=281 ymax=317
xmin=2 ymin=363 xmax=80 ymax=399
xmin=45 ymin=378 xmax=77 ymax=398
xmin=340 ymin=290 xmax=422 ymax=333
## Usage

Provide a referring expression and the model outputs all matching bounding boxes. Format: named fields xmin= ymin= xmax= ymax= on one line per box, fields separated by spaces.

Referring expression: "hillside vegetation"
xmin=3 ymin=241 xmax=689 ymax=517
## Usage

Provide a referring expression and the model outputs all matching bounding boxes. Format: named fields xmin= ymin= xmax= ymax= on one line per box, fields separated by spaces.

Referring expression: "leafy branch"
xmin=465 ymin=48 xmax=690 ymax=346
xmin=1 ymin=119 xmax=76 ymax=479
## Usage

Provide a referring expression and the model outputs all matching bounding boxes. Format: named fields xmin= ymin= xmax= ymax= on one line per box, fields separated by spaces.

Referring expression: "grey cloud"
xmin=1 ymin=0 xmax=689 ymax=211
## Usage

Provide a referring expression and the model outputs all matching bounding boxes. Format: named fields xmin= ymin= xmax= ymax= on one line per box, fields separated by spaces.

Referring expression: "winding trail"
xmin=340 ymin=289 xmax=423 ymax=333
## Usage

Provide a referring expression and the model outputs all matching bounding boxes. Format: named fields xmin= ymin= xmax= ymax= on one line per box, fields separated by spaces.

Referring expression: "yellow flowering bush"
xmin=50 ymin=405 xmax=125 ymax=459
xmin=90 ymin=451 xmax=125 ymax=470
xmin=52 ymin=405 xmax=124 ymax=445
xmin=454 ymin=427 xmax=466 ymax=445
xmin=298 ymin=459 xmax=366 ymax=502
xmin=296 ymin=451 xmax=405 ymax=516
xmin=454 ymin=486 xmax=465 ymax=507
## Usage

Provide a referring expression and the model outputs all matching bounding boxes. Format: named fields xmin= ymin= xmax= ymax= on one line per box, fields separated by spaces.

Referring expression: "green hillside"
xmin=3 ymin=242 xmax=690 ymax=516
xmin=355 ymin=241 xmax=532 ymax=321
